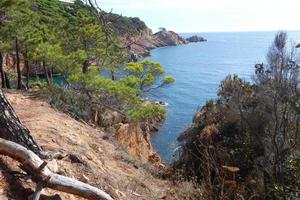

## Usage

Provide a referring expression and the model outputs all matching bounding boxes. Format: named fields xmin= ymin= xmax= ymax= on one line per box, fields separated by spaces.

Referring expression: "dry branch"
xmin=0 ymin=138 xmax=114 ymax=200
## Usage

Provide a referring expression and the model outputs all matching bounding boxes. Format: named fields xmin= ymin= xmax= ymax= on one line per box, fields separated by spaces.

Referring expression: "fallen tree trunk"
xmin=0 ymin=138 xmax=114 ymax=200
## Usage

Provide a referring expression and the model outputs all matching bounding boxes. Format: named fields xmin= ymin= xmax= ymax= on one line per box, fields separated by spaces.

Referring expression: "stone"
xmin=106 ymin=185 xmax=126 ymax=199
xmin=47 ymin=159 xmax=58 ymax=173
xmin=80 ymin=174 xmax=90 ymax=183
xmin=86 ymin=154 xmax=93 ymax=161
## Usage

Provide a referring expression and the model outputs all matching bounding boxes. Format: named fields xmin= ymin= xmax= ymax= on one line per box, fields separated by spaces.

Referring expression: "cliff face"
xmin=121 ymin=29 xmax=188 ymax=60
xmin=114 ymin=123 xmax=162 ymax=165
xmin=153 ymin=30 xmax=187 ymax=46
xmin=90 ymin=104 xmax=164 ymax=166
xmin=116 ymin=27 xmax=207 ymax=60
xmin=107 ymin=13 xmax=191 ymax=59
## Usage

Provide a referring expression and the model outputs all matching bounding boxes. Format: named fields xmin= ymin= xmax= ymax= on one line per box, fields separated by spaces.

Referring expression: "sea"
xmin=147 ymin=31 xmax=300 ymax=163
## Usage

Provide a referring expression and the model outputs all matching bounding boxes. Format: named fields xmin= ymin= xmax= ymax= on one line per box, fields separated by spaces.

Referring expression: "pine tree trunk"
xmin=25 ymin=59 xmax=29 ymax=89
xmin=25 ymin=59 xmax=30 ymax=89
xmin=4 ymin=72 xmax=10 ymax=89
xmin=50 ymin=66 xmax=53 ymax=81
xmin=15 ymin=37 xmax=22 ymax=89
xmin=111 ymin=70 xmax=116 ymax=81
xmin=24 ymin=52 xmax=30 ymax=89
xmin=42 ymin=61 xmax=50 ymax=84
xmin=0 ymin=89 xmax=42 ymax=154
xmin=0 ymin=52 xmax=6 ymax=88
xmin=82 ymin=60 xmax=89 ymax=74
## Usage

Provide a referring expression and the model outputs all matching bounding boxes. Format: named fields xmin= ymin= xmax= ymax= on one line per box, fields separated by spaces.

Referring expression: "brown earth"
xmin=0 ymin=90 xmax=173 ymax=200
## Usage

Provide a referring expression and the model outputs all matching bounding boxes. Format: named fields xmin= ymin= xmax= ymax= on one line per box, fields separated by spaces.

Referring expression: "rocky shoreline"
xmin=121 ymin=28 xmax=206 ymax=60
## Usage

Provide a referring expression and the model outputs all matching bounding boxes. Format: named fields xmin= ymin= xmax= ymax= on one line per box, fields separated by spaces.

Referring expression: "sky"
xmin=98 ymin=0 xmax=300 ymax=33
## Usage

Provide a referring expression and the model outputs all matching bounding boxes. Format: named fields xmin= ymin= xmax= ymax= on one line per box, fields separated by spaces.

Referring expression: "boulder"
xmin=47 ymin=159 xmax=58 ymax=173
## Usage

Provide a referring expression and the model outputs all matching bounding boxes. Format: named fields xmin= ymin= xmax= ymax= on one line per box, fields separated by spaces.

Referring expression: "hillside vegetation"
xmin=0 ymin=0 xmax=175 ymax=124
xmin=0 ymin=1 xmax=179 ymax=199
xmin=174 ymin=32 xmax=300 ymax=200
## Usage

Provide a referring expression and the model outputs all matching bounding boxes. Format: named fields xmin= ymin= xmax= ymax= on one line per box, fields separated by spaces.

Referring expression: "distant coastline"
xmin=121 ymin=28 xmax=206 ymax=60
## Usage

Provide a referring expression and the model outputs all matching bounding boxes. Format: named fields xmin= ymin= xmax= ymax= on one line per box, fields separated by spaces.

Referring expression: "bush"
xmin=174 ymin=32 xmax=300 ymax=200
xmin=39 ymin=83 xmax=87 ymax=118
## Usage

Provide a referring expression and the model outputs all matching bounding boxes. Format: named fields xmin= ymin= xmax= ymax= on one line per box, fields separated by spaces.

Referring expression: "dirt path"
xmin=0 ymin=90 xmax=170 ymax=200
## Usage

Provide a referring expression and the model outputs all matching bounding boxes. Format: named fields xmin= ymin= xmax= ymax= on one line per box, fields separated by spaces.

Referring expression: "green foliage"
xmin=40 ymin=83 xmax=87 ymax=117
xmin=34 ymin=43 xmax=64 ymax=64
xmin=175 ymin=32 xmax=300 ymax=199
xmin=163 ymin=76 xmax=175 ymax=84
xmin=122 ymin=60 xmax=175 ymax=94
xmin=68 ymin=67 xmax=168 ymax=121
xmin=0 ymin=0 xmax=36 ymax=49
xmin=105 ymin=14 xmax=147 ymax=35
xmin=287 ymin=155 xmax=300 ymax=186
xmin=127 ymin=103 xmax=166 ymax=121
xmin=0 ymin=0 xmax=17 ymax=9
xmin=0 ymin=0 xmax=169 ymax=124
xmin=69 ymin=71 xmax=139 ymax=102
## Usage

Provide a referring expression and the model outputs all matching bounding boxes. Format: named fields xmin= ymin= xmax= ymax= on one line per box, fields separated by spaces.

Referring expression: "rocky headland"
xmin=121 ymin=29 xmax=207 ymax=60
xmin=120 ymin=29 xmax=188 ymax=60
xmin=108 ymin=16 xmax=206 ymax=60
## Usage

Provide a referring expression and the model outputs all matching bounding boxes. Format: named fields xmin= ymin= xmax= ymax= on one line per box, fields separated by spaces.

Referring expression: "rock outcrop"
xmin=89 ymin=104 xmax=164 ymax=166
xmin=186 ymin=35 xmax=207 ymax=43
xmin=153 ymin=30 xmax=187 ymax=46
xmin=296 ymin=43 xmax=300 ymax=48
xmin=114 ymin=122 xmax=162 ymax=165
xmin=108 ymin=14 xmax=190 ymax=59
xmin=122 ymin=29 xmax=189 ymax=60
xmin=91 ymin=106 xmax=126 ymax=128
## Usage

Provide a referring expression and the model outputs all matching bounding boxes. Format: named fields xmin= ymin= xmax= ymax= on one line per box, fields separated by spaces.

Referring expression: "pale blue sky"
xmin=99 ymin=0 xmax=300 ymax=33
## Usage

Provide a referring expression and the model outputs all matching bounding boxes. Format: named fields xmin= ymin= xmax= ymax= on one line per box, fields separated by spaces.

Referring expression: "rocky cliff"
xmin=107 ymin=14 xmax=201 ymax=59
xmin=118 ymin=29 xmax=207 ymax=60
xmin=120 ymin=29 xmax=188 ymax=60
xmin=89 ymin=103 xmax=164 ymax=166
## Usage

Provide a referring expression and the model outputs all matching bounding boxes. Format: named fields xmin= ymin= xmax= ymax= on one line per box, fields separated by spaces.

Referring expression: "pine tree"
xmin=0 ymin=0 xmax=35 ymax=89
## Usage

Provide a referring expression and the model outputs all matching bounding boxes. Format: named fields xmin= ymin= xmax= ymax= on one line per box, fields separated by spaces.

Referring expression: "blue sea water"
xmin=147 ymin=31 xmax=300 ymax=163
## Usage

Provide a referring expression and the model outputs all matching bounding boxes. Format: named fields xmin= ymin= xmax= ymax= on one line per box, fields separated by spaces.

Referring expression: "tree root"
xmin=0 ymin=138 xmax=114 ymax=200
